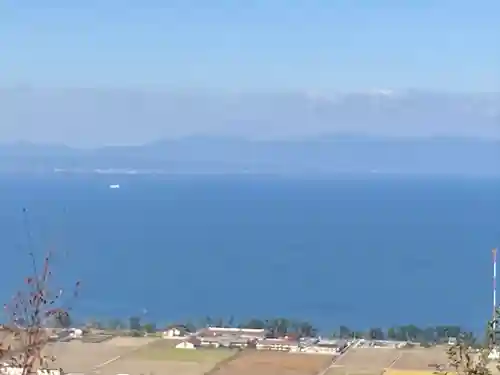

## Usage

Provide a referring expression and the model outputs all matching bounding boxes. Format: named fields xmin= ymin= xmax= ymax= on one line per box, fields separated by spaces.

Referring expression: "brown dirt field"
xmin=129 ymin=338 xmax=182 ymax=350
xmin=97 ymin=340 xmax=235 ymax=375
xmin=99 ymin=358 xmax=214 ymax=375
xmin=334 ymin=348 xmax=401 ymax=371
xmin=104 ymin=336 xmax=159 ymax=347
xmin=131 ymin=343 xmax=235 ymax=363
xmin=391 ymin=348 xmax=449 ymax=371
xmin=41 ymin=338 xmax=159 ymax=373
xmin=43 ymin=341 xmax=128 ymax=373
xmin=325 ymin=368 xmax=382 ymax=375
xmin=385 ymin=371 xmax=440 ymax=375
xmin=0 ymin=329 xmax=46 ymax=353
xmin=325 ymin=347 xmax=449 ymax=375
xmin=210 ymin=350 xmax=333 ymax=375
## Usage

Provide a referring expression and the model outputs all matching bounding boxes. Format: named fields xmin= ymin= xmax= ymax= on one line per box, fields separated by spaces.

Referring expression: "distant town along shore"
xmin=2 ymin=315 xmax=479 ymax=375
xmin=81 ymin=316 xmax=477 ymax=346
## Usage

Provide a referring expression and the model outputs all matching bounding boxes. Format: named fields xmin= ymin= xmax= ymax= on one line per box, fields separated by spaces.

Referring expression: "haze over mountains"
xmin=0 ymin=88 xmax=499 ymax=175
xmin=1 ymin=88 xmax=499 ymax=144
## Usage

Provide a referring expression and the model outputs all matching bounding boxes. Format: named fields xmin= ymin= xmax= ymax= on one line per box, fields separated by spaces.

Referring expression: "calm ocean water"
xmin=0 ymin=174 xmax=499 ymax=334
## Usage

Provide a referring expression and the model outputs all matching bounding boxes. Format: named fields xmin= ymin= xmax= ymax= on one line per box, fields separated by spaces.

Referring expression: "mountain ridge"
xmin=0 ymin=89 xmax=499 ymax=146
xmin=0 ymin=135 xmax=499 ymax=176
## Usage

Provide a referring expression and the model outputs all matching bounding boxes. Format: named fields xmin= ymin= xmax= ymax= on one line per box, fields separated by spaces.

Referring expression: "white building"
xmin=256 ymin=339 xmax=299 ymax=352
xmin=175 ymin=337 xmax=201 ymax=349
xmin=163 ymin=327 xmax=186 ymax=338
xmin=37 ymin=370 xmax=63 ymax=375
xmin=69 ymin=328 xmax=83 ymax=339
xmin=176 ymin=341 xmax=196 ymax=350
xmin=0 ymin=368 xmax=63 ymax=375
xmin=201 ymin=327 xmax=266 ymax=338
xmin=489 ymin=347 xmax=500 ymax=360
xmin=0 ymin=367 xmax=23 ymax=375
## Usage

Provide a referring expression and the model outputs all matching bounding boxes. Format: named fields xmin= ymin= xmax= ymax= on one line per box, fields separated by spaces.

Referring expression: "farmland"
xmin=209 ymin=350 xmax=333 ymax=375
xmin=325 ymin=346 xmax=450 ymax=375
xmin=17 ymin=337 xmax=453 ymax=375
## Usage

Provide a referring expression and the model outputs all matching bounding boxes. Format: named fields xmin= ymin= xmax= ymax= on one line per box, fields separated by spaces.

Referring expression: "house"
xmin=176 ymin=341 xmax=196 ymax=349
xmin=176 ymin=337 xmax=201 ymax=349
xmin=1 ymin=367 xmax=63 ymax=375
xmin=0 ymin=367 xmax=23 ymax=375
xmin=198 ymin=327 xmax=266 ymax=340
xmin=37 ymin=370 xmax=63 ymax=375
xmin=256 ymin=338 xmax=299 ymax=351
xmin=303 ymin=339 xmax=347 ymax=354
xmin=201 ymin=335 xmax=249 ymax=349
xmin=163 ymin=325 xmax=189 ymax=339
xmin=489 ymin=348 xmax=500 ymax=360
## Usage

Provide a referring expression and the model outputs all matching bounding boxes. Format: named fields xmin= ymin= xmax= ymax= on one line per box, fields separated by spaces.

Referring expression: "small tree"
xmin=0 ymin=250 xmax=80 ymax=374
xmin=434 ymin=314 xmax=500 ymax=375
xmin=444 ymin=335 xmax=490 ymax=375
xmin=142 ymin=323 xmax=156 ymax=334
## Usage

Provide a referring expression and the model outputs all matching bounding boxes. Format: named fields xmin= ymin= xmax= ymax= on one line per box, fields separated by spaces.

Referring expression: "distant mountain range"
xmin=1 ymin=135 xmax=499 ymax=175
xmin=0 ymin=88 xmax=499 ymax=175
xmin=0 ymin=89 xmax=499 ymax=146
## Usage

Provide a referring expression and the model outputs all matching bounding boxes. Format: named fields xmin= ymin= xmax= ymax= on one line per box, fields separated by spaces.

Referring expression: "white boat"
xmin=109 ymin=184 xmax=120 ymax=189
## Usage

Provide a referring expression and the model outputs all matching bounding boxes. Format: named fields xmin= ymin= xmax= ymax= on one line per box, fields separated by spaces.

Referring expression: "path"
xmin=315 ymin=339 xmax=361 ymax=375
xmin=384 ymin=352 xmax=403 ymax=372
xmin=90 ymin=338 xmax=161 ymax=374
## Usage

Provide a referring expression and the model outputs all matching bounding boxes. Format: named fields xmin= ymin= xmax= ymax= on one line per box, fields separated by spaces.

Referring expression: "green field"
xmin=132 ymin=346 xmax=236 ymax=363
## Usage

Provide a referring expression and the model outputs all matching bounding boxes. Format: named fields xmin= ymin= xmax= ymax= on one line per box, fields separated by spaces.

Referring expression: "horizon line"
xmin=1 ymin=86 xmax=499 ymax=96
xmin=2 ymin=133 xmax=500 ymax=150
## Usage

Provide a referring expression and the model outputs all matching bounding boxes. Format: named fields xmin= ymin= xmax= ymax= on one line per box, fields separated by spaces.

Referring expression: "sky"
xmin=0 ymin=0 xmax=499 ymax=92
xmin=0 ymin=1 xmax=499 ymax=145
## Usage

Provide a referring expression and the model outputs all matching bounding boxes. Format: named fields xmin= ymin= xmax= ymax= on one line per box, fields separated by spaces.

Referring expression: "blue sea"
xmin=0 ymin=174 xmax=499 ymax=334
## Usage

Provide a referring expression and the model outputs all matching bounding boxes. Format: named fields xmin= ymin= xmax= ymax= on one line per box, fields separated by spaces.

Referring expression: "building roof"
xmin=201 ymin=335 xmax=249 ymax=345
xmin=257 ymin=338 xmax=299 ymax=346
xmin=164 ymin=324 xmax=190 ymax=331
xmin=186 ymin=337 xmax=202 ymax=346
xmin=317 ymin=339 xmax=347 ymax=347
xmin=207 ymin=327 xmax=265 ymax=332
xmin=198 ymin=327 xmax=266 ymax=338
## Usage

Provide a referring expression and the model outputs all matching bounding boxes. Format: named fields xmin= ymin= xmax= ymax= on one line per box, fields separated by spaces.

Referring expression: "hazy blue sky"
xmin=1 ymin=0 xmax=499 ymax=92
xmin=0 ymin=1 xmax=498 ymax=146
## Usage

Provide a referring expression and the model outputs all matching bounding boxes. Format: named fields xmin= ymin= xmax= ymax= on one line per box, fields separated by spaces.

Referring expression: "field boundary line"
xmin=203 ymin=348 xmax=246 ymax=375
xmin=315 ymin=341 xmax=357 ymax=375
xmin=385 ymin=352 xmax=403 ymax=371
xmin=90 ymin=338 xmax=161 ymax=373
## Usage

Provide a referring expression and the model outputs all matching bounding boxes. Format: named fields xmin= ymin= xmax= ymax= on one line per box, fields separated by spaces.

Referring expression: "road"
xmin=315 ymin=339 xmax=361 ymax=375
